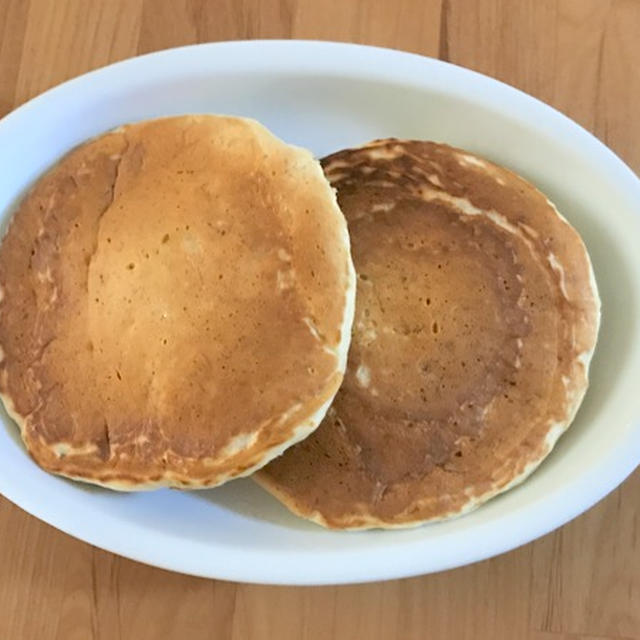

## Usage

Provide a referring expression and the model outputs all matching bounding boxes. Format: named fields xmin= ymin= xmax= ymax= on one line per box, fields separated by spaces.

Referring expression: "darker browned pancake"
xmin=0 ymin=115 xmax=355 ymax=489
xmin=257 ymin=139 xmax=600 ymax=528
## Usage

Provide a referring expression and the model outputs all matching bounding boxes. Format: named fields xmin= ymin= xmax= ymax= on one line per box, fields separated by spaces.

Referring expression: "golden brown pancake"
xmin=257 ymin=139 xmax=600 ymax=529
xmin=0 ymin=115 xmax=355 ymax=490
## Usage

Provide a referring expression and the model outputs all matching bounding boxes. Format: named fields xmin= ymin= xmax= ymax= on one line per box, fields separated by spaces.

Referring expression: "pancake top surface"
xmin=0 ymin=115 xmax=355 ymax=489
xmin=258 ymin=139 xmax=600 ymax=528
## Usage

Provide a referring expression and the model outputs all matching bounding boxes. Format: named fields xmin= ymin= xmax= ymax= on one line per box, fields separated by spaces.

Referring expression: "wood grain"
xmin=0 ymin=1 xmax=639 ymax=638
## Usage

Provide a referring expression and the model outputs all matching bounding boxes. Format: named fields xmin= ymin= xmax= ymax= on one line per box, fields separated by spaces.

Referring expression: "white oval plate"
xmin=1 ymin=41 xmax=639 ymax=586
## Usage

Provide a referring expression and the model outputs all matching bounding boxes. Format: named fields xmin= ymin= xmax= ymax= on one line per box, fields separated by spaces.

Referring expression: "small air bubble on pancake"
xmin=355 ymin=364 xmax=371 ymax=388
xmin=52 ymin=443 xmax=70 ymax=458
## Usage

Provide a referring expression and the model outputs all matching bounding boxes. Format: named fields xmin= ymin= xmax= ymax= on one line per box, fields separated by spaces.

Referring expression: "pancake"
xmin=257 ymin=139 xmax=600 ymax=529
xmin=0 ymin=115 xmax=355 ymax=490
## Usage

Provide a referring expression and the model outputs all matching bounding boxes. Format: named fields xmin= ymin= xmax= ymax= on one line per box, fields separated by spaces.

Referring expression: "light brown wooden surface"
xmin=1 ymin=1 xmax=639 ymax=638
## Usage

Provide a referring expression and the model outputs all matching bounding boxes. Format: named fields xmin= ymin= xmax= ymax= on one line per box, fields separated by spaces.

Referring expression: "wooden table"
xmin=1 ymin=1 xmax=639 ymax=638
